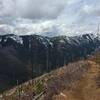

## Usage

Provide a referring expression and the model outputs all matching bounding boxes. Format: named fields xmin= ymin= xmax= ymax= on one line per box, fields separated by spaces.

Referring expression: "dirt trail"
xmin=53 ymin=61 xmax=100 ymax=100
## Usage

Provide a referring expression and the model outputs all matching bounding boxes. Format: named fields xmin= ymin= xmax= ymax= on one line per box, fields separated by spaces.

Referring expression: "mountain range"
xmin=0 ymin=33 xmax=100 ymax=91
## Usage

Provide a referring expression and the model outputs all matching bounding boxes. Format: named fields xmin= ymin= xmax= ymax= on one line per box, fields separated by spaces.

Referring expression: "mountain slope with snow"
xmin=0 ymin=33 xmax=100 ymax=92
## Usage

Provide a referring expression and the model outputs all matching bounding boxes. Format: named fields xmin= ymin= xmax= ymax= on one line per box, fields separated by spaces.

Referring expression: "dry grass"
xmin=53 ymin=61 xmax=100 ymax=100
xmin=41 ymin=61 xmax=90 ymax=100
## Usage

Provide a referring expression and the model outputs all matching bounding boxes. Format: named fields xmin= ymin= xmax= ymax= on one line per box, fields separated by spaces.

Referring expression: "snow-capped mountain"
xmin=0 ymin=33 xmax=100 ymax=83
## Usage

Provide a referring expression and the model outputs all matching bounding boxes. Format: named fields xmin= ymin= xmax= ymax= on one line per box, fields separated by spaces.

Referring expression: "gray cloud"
xmin=0 ymin=0 xmax=100 ymax=36
xmin=0 ymin=0 xmax=67 ymax=19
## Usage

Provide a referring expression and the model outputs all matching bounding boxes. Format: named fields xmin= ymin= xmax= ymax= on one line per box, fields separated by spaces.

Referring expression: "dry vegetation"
xmin=52 ymin=54 xmax=100 ymax=100
xmin=0 ymin=52 xmax=100 ymax=100
xmin=53 ymin=61 xmax=100 ymax=100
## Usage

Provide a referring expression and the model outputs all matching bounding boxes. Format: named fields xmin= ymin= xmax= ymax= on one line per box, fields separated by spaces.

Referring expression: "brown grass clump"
xmin=43 ymin=61 xmax=90 ymax=100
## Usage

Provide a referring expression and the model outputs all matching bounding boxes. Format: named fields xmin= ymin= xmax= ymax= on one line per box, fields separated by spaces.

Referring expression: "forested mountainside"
xmin=1 ymin=48 xmax=100 ymax=100
xmin=0 ymin=33 xmax=100 ymax=91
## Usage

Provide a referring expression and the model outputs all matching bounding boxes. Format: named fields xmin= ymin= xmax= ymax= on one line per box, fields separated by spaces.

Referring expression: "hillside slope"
xmin=0 ymin=53 xmax=100 ymax=100
xmin=1 ymin=52 xmax=100 ymax=100
xmin=0 ymin=60 xmax=89 ymax=100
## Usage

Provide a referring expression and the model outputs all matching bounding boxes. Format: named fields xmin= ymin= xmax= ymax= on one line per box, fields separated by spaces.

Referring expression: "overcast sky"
xmin=0 ymin=0 xmax=100 ymax=36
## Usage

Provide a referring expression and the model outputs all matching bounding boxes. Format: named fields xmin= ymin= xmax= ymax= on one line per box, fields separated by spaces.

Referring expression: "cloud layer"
xmin=0 ymin=0 xmax=100 ymax=36
xmin=0 ymin=0 xmax=67 ymax=19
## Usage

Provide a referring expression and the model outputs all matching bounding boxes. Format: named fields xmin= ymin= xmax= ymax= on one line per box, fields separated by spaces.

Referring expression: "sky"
xmin=0 ymin=0 xmax=100 ymax=36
